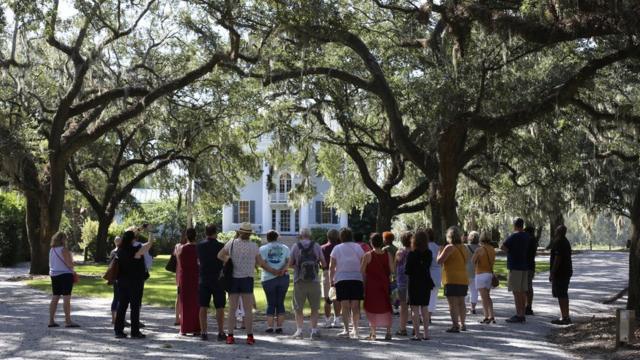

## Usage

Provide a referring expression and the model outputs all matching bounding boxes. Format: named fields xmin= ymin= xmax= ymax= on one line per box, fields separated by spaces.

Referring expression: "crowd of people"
xmin=46 ymin=217 xmax=574 ymax=345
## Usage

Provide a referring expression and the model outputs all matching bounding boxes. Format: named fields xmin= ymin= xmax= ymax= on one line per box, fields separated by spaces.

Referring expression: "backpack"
xmin=297 ymin=241 xmax=319 ymax=281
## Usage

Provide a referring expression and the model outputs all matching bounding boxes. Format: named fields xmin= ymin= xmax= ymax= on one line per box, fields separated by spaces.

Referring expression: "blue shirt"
xmin=503 ymin=231 xmax=530 ymax=271
xmin=259 ymin=242 xmax=290 ymax=282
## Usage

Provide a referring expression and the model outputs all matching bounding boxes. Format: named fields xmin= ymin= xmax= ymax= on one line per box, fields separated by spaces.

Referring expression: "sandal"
xmin=395 ymin=329 xmax=408 ymax=336
xmin=48 ymin=323 xmax=60 ymax=328
xmin=445 ymin=326 xmax=460 ymax=333
xmin=480 ymin=318 xmax=490 ymax=324
xmin=365 ymin=334 xmax=376 ymax=341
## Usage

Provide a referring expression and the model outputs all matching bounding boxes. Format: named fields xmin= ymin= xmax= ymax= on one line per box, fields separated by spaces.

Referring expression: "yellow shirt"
xmin=442 ymin=244 xmax=469 ymax=285
xmin=475 ymin=245 xmax=496 ymax=274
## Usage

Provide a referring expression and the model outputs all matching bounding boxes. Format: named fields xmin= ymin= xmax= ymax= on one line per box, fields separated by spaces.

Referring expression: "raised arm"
xmin=135 ymin=229 xmax=154 ymax=258
xmin=437 ymin=245 xmax=453 ymax=265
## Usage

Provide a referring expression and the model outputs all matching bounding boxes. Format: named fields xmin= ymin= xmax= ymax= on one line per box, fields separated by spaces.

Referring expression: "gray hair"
xmin=468 ymin=231 xmax=480 ymax=245
xmin=446 ymin=226 xmax=463 ymax=245
xmin=299 ymin=228 xmax=312 ymax=240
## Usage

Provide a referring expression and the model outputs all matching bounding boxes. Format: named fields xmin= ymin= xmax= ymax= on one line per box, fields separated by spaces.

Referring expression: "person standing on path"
xmin=395 ymin=231 xmax=412 ymax=336
xmin=472 ymin=232 xmax=496 ymax=324
xmin=330 ymin=227 xmax=366 ymax=339
xmin=524 ymin=226 xmax=539 ymax=316
xmin=501 ymin=218 xmax=531 ymax=324
xmin=465 ymin=231 xmax=480 ymax=315
xmin=259 ymin=230 xmax=290 ymax=335
xmin=197 ymin=224 xmax=226 ymax=341
xmin=438 ymin=226 xmax=470 ymax=333
xmin=114 ymin=227 xmax=154 ymax=338
xmin=173 ymin=233 xmax=188 ymax=326
xmin=48 ymin=232 xmax=80 ymax=328
xmin=321 ymin=229 xmax=341 ymax=328
xmin=361 ymin=233 xmax=394 ymax=341
xmin=426 ymin=228 xmax=442 ymax=323
xmin=109 ymin=236 xmax=122 ymax=325
xmin=217 ymin=223 xmax=280 ymax=345
xmin=177 ymin=228 xmax=200 ymax=336
xmin=405 ymin=230 xmax=435 ymax=341
xmin=289 ymin=228 xmax=326 ymax=340
xmin=550 ymin=225 xmax=573 ymax=325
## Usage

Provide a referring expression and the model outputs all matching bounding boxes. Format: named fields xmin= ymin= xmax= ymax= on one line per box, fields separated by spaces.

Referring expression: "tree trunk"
xmin=25 ymin=194 xmax=49 ymax=275
xmin=430 ymin=197 xmax=444 ymax=245
xmin=375 ymin=200 xmax=394 ymax=233
xmin=186 ymin=176 xmax=194 ymax=228
xmin=627 ymin=186 xmax=640 ymax=316
xmin=94 ymin=213 xmax=114 ymax=263
xmin=437 ymin=124 xmax=466 ymax=229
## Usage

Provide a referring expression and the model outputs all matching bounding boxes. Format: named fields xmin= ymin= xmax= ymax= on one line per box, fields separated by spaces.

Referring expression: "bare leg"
xmin=62 ymin=295 xmax=73 ymax=325
xmin=340 ymin=300 xmax=350 ymax=332
xmin=267 ymin=315 xmax=274 ymax=329
xmin=446 ymin=297 xmax=458 ymax=328
xmin=399 ymin=301 xmax=409 ymax=332
xmin=276 ymin=314 xmax=285 ymax=328
xmin=411 ymin=305 xmax=421 ymax=338
xmin=215 ymin=308 xmax=225 ymax=334
xmin=310 ymin=308 xmax=319 ymax=330
xmin=175 ymin=295 xmax=180 ymax=324
xmin=479 ymin=288 xmax=490 ymax=319
xmin=457 ymin=297 xmax=466 ymax=328
xmin=199 ymin=307 xmax=208 ymax=334
xmin=227 ymin=294 xmax=238 ymax=335
xmin=351 ymin=301 xmax=361 ymax=337
xmin=421 ymin=306 xmax=429 ymax=339
xmin=49 ymin=296 xmax=60 ymax=325
xmin=241 ymin=293 xmax=254 ymax=334
xmin=295 ymin=309 xmax=304 ymax=332
xmin=559 ymin=298 xmax=570 ymax=319
xmin=324 ymin=299 xmax=332 ymax=318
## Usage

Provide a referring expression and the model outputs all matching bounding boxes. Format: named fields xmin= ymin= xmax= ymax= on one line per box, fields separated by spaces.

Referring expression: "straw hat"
xmin=237 ymin=222 xmax=253 ymax=234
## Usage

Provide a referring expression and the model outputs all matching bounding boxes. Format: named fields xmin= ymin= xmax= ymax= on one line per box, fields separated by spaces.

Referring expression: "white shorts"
xmin=476 ymin=272 xmax=493 ymax=290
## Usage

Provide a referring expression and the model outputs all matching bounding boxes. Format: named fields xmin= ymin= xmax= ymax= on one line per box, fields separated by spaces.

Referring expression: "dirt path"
xmin=0 ymin=251 xmax=628 ymax=359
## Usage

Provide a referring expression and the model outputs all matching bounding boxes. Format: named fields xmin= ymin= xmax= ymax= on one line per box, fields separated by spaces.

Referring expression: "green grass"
xmin=26 ymin=256 xmax=551 ymax=311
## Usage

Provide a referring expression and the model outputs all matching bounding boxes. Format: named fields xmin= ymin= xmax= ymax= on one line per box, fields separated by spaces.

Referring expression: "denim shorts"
xmin=228 ymin=277 xmax=254 ymax=294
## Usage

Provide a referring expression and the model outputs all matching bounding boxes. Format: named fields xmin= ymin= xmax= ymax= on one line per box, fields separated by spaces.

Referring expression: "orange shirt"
xmin=475 ymin=245 xmax=496 ymax=274
xmin=442 ymin=244 xmax=469 ymax=285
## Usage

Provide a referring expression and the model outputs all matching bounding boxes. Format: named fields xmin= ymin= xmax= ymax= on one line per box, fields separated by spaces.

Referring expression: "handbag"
xmin=103 ymin=256 xmax=119 ymax=284
xmin=165 ymin=253 xmax=177 ymax=273
xmin=222 ymin=239 xmax=235 ymax=292
xmin=54 ymin=247 xmax=79 ymax=284
xmin=484 ymin=247 xmax=499 ymax=288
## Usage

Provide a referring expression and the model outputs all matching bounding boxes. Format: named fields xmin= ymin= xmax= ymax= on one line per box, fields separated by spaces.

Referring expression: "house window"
xmin=279 ymin=173 xmax=292 ymax=193
xmin=233 ymin=200 xmax=255 ymax=224
xmin=272 ymin=209 xmax=277 ymax=230
xmin=315 ymin=201 xmax=339 ymax=224
xmin=281 ymin=209 xmax=291 ymax=232
xmin=295 ymin=209 xmax=299 ymax=233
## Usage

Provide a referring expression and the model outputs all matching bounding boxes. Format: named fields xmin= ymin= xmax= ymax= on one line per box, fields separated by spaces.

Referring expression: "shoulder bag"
xmin=165 ymin=249 xmax=177 ymax=273
xmin=484 ymin=247 xmax=499 ymax=288
xmin=103 ymin=254 xmax=119 ymax=284
xmin=54 ymin=248 xmax=80 ymax=284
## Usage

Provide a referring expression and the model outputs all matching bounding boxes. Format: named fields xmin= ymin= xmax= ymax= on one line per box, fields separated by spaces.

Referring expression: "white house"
xmin=222 ymin=162 xmax=348 ymax=236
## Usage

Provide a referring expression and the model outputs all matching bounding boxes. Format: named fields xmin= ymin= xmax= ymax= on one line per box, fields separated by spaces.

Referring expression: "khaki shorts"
xmin=293 ymin=281 xmax=321 ymax=311
xmin=508 ymin=270 xmax=529 ymax=292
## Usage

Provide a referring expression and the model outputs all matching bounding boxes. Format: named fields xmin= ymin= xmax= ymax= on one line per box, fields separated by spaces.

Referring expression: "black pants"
xmin=114 ymin=278 xmax=144 ymax=335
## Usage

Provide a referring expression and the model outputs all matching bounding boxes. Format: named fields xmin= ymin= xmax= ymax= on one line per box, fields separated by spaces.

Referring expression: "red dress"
xmin=364 ymin=251 xmax=392 ymax=327
xmin=178 ymin=243 xmax=200 ymax=334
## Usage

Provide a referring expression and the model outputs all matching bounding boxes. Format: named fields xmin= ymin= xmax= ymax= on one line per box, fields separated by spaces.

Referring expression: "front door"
xmin=272 ymin=209 xmax=293 ymax=234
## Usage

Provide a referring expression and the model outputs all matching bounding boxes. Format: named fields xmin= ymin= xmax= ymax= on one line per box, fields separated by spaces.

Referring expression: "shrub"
xmin=310 ymin=227 xmax=328 ymax=244
xmin=0 ymin=191 xmax=26 ymax=266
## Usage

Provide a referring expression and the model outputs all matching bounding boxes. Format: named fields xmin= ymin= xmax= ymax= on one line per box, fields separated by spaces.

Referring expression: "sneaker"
xmin=265 ymin=328 xmax=274 ymax=333
xmin=310 ymin=329 xmax=321 ymax=340
xmin=506 ymin=315 xmax=526 ymax=323
xmin=291 ymin=330 xmax=304 ymax=339
xmin=115 ymin=332 xmax=128 ymax=339
xmin=551 ymin=318 xmax=572 ymax=325
xmin=275 ymin=328 xmax=283 ymax=334
xmin=200 ymin=333 xmax=208 ymax=341
xmin=323 ymin=317 xmax=332 ymax=328
xmin=246 ymin=334 xmax=255 ymax=345
xmin=525 ymin=307 xmax=534 ymax=316
xmin=226 ymin=334 xmax=235 ymax=344
xmin=217 ymin=332 xmax=226 ymax=341
xmin=130 ymin=332 xmax=146 ymax=339
xmin=332 ymin=317 xmax=342 ymax=328
xmin=350 ymin=330 xmax=360 ymax=340
xmin=337 ymin=330 xmax=350 ymax=338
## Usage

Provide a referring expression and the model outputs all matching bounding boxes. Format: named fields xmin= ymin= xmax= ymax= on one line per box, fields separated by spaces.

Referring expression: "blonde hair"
xmin=446 ymin=226 xmax=463 ymax=245
xmin=50 ymin=232 xmax=67 ymax=248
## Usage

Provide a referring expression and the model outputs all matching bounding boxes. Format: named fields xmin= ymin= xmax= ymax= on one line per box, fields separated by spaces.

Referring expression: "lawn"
xmin=26 ymin=255 xmax=551 ymax=312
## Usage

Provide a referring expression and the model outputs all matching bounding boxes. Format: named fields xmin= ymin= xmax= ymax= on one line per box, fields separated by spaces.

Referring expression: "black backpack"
xmin=297 ymin=242 xmax=319 ymax=281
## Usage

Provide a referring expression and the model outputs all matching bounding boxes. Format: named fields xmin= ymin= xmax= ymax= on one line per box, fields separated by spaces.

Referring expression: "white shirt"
xmin=330 ymin=242 xmax=365 ymax=283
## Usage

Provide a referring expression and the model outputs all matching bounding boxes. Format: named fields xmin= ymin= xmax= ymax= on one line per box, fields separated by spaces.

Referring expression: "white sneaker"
xmin=291 ymin=330 xmax=303 ymax=339
xmin=332 ymin=317 xmax=342 ymax=328
xmin=337 ymin=330 xmax=350 ymax=338
xmin=350 ymin=330 xmax=360 ymax=340
xmin=310 ymin=329 xmax=321 ymax=340
xmin=323 ymin=317 xmax=332 ymax=328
